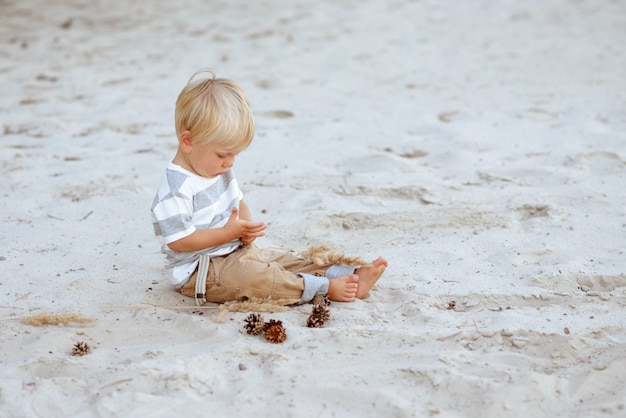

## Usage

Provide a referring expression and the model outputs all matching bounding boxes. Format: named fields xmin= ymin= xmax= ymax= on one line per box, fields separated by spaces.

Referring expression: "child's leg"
xmin=204 ymin=244 xmax=304 ymax=303
xmin=255 ymin=248 xmax=360 ymax=301
xmin=256 ymin=247 xmax=387 ymax=301
xmin=179 ymin=246 xmax=387 ymax=303
xmin=254 ymin=247 xmax=329 ymax=276
xmin=178 ymin=245 xmax=304 ymax=303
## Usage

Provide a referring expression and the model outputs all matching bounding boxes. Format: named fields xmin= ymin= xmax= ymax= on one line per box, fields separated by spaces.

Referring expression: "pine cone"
xmin=263 ymin=319 xmax=282 ymax=332
xmin=306 ymin=314 xmax=325 ymax=328
xmin=312 ymin=294 xmax=331 ymax=307
xmin=311 ymin=304 xmax=330 ymax=322
xmin=243 ymin=313 xmax=265 ymax=335
xmin=264 ymin=322 xmax=287 ymax=343
xmin=72 ymin=341 xmax=90 ymax=356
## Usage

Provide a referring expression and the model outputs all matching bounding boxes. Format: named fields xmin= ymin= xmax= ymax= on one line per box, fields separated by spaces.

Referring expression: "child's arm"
xmin=167 ymin=201 xmax=266 ymax=252
xmin=238 ymin=200 xmax=254 ymax=221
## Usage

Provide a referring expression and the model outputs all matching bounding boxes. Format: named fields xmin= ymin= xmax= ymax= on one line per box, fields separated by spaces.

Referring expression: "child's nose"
xmin=224 ymin=156 xmax=235 ymax=167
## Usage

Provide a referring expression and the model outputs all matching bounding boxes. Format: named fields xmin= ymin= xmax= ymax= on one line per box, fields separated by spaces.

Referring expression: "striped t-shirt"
xmin=151 ymin=162 xmax=243 ymax=287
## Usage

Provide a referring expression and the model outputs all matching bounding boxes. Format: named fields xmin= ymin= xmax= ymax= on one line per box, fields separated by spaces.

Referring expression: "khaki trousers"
xmin=178 ymin=244 xmax=332 ymax=303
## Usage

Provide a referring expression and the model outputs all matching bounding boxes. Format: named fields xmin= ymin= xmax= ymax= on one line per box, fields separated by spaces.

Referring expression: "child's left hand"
xmin=225 ymin=206 xmax=266 ymax=245
xmin=236 ymin=200 xmax=266 ymax=245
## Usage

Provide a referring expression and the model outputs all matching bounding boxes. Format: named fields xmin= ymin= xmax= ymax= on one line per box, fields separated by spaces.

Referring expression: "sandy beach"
xmin=1 ymin=0 xmax=625 ymax=416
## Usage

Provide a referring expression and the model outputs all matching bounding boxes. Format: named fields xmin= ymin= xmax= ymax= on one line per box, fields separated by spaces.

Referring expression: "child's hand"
xmin=224 ymin=207 xmax=266 ymax=244
xmin=240 ymin=235 xmax=259 ymax=245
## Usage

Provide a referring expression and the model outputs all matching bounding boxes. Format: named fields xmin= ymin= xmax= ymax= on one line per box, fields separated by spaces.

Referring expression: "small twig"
xmin=100 ymin=378 xmax=133 ymax=390
xmin=80 ymin=210 xmax=93 ymax=221
xmin=436 ymin=331 xmax=462 ymax=342
xmin=102 ymin=302 xmax=219 ymax=310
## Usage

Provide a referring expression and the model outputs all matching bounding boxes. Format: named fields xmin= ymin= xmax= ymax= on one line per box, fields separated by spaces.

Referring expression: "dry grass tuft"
xmin=216 ymin=297 xmax=298 ymax=322
xmin=300 ymin=245 xmax=369 ymax=267
xmin=20 ymin=313 xmax=95 ymax=326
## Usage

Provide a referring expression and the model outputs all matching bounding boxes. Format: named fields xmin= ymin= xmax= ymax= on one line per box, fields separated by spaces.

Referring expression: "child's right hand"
xmin=224 ymin=207 xmax=266 ymax=244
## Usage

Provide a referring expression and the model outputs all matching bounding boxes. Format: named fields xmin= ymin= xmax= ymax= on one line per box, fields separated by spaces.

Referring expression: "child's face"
xmin=186 ymin=141 xmax=237 ymax=178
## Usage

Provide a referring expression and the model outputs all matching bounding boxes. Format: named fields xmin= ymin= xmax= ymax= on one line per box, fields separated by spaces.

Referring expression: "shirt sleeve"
xmin=151 ymin=173 xmax=197 ymax=245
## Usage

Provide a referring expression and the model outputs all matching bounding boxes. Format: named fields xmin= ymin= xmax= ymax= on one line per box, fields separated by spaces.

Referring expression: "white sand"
xmin=1 ymin=0 xmax=625 ymax=416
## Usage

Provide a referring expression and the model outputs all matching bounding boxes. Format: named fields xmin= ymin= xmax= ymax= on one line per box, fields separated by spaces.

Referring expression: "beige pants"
xmin=179 ymin=244 xmax=333 ymax=303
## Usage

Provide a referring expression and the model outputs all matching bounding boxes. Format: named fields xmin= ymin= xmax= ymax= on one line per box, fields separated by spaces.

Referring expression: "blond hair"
xmin=175 ymin=69 xmax=254 ymax=152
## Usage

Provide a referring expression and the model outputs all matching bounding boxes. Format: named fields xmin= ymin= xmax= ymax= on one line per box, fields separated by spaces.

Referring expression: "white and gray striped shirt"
xmin=151 ymin=162 xmax=243 ymax=287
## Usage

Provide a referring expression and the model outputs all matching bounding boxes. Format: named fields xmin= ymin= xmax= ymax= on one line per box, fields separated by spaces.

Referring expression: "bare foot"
xmin=355 ymin=257 xmax=387 ymax=299
xmin=328 ymin=274 xmax=359 ymax=302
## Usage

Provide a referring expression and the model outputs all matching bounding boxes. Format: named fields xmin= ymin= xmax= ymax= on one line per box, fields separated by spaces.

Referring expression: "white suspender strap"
xmin=195 ymin=254 xmax=210 ymax=306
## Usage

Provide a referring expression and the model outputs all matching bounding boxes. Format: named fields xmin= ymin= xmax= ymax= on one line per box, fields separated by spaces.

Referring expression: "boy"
xmin=151 ymin=69 xmax=387 ymax=306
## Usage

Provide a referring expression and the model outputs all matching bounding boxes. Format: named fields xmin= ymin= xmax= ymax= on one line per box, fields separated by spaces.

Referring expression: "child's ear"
xmin=179 ymin=131 xmax=193 ymax=151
